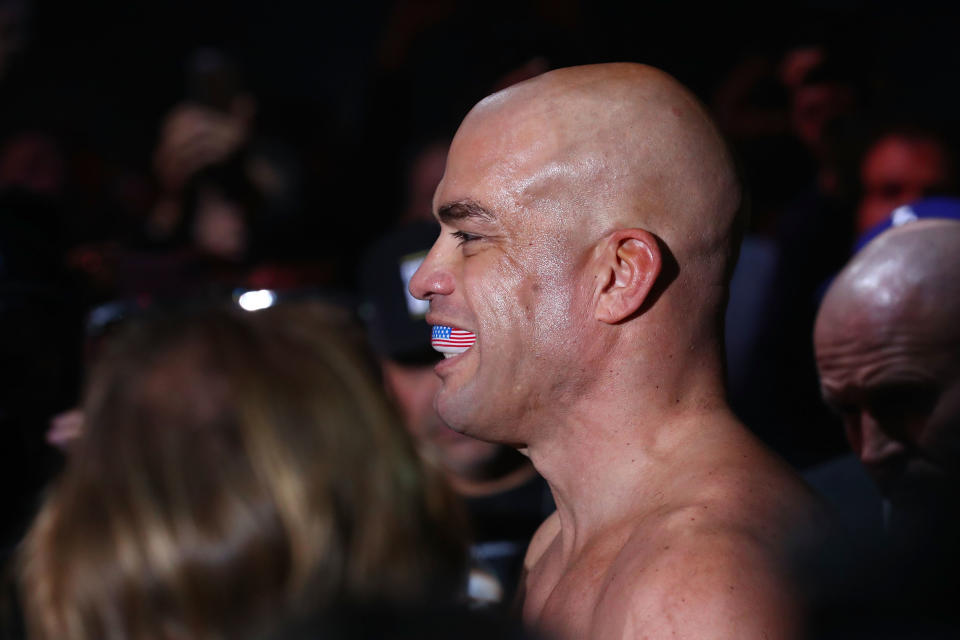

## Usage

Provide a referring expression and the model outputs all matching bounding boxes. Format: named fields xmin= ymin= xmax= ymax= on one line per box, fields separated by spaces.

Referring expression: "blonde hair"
xmin=18 ymin=306 xmax=466 ymax=640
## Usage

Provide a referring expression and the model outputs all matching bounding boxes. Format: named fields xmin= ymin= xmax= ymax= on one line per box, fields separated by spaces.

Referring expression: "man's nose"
xmin=408 ymin=246 xmax=454 ymax=301
xmin=857 ymin=414 xmax=907 ymax=465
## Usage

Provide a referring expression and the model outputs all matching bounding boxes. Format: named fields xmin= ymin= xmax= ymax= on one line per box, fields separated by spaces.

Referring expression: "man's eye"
xmin=866 ymin=384 xmax=939 ymax=438
xmin=451 ymin=230 xmax=480 ymax=247
xmin=831 ymin=402 xmax=859 ymax=419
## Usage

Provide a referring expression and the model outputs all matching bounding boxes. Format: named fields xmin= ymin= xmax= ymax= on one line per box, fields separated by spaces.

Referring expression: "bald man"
xmin=811 ymin=219 xmax=960 ymax=632
xmin=815 ymin=219 xmax=960 ymax=529
xmin=410 ymin=64 xmax=824 ymax=640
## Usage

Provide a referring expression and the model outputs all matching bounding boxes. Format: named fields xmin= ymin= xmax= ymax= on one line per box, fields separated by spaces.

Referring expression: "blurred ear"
xmin=592 ymin=229 xmax=661 ymax=324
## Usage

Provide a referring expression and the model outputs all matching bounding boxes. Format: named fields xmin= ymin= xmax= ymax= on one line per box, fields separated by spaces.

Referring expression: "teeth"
xmin=431 ymin=325 xmax=476 ymax=355
xmin=443 ymin=353 xmax=456 ymax=359
xmin=437 ymin=345 xmax=469 ymax=355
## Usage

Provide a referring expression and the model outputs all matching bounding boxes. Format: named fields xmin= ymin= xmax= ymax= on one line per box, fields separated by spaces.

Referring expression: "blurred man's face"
xmin=857 ymin=135 xmax=950 ymax=233
xmin=815 ymin=309 xmax=960 ymax=505
xmin=790 ymin=82 xmax=854 ymax=157
xmin=192 ymin=188 xmax=248 ymax=261
xmin=381 ymin=359 xmax=504 ymax=480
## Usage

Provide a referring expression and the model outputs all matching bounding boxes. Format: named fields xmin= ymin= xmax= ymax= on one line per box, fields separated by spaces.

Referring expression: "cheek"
xmin=464 ymin=254 xmax=531 ymax=335
xmin=527 ymin=252 xmax=587 ymax=353
xmin=463 ymin=242 xmax=581 ymax=358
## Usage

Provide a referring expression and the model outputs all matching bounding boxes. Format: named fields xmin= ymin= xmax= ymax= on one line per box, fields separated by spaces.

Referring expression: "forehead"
xmin=816 ymin=306 xmax=958 ymax=389
xmin=433 ymin=102 xmax=567 ymax=220
xmin=863 ymin=136 xmax=947 ymax=181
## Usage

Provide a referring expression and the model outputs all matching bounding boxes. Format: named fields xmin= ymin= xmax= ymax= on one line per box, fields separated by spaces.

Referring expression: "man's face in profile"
xmin=815 ymin=308 xmax=960 ymax=504
xmin=410 ymin=115 xmax=587 ymax=441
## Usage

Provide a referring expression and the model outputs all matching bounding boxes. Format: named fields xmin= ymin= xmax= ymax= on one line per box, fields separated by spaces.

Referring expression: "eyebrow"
xmin=437 ymin=200 xmax=496 ymax=225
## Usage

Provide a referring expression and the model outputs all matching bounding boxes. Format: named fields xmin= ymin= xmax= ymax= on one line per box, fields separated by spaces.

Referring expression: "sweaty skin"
xmin=411 ymin=63 xmax=824 ymax=640
xmin=815 ymin=220 xmax=960 ymax=504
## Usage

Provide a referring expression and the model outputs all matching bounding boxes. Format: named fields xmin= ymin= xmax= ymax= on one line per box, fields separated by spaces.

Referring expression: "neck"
xmin=525 ymin=348 xmax=732 ymax=561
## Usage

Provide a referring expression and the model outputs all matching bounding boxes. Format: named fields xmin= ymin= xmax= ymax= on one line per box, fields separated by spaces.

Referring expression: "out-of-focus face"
xmin=856 ymin=135 xmax=950 ymax=233
xmin=790 ymin=82 xmax=854 ymax=156
xmin=815 ymin=309 xmax=960 ymax=505
xmin=408 ymin=112 xmax=589 ymax=444
xmin=192 ymin=188 xmax=248 ymax=261
xmin=381 ymin=359 xmax=505 ymax=480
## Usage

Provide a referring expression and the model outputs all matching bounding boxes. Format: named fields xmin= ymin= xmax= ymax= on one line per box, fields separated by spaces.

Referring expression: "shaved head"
xmin=818 ymin=220 xmax=960 ymax=340
xmin=441 ymin=63 xmax=742 ymax=282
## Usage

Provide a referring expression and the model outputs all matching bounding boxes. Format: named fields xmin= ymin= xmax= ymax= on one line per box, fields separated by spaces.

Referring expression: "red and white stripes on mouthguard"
xmin=431 ymin=325 xmax=476 ymax=354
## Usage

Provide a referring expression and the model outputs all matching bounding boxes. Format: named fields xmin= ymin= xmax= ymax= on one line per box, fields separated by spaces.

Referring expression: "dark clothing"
xmin=801 ymin=455 xmax=960 ymax=638
xmin=803 ymin=453 xmax=884 ymax=543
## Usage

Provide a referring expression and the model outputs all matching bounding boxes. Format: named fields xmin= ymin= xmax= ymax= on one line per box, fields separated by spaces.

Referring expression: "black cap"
xmin=359 ymin=221 xmax=441 ymax=364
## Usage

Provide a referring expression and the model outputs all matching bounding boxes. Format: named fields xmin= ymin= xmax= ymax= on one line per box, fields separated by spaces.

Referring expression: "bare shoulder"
xmin=688 ymin=424 xmax=831 ymax=547
xmin=594 ymin=454 xmax=822 ymax=640
xmin=524 ymin=509 xmax=561 ymax=571
xmin=607 ymin=523 xmax=802 ymax=640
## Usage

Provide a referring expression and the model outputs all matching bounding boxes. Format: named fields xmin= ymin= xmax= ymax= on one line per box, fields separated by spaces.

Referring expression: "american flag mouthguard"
xmin=431 ymin=325 xmax=476 ymax=354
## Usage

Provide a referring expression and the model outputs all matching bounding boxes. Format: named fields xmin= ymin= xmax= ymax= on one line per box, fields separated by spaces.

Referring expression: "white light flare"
xmin=237 ymin=289 xmax=277 ymax=312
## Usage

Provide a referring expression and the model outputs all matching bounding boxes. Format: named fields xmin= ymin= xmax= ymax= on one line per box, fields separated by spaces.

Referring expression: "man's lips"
xmin=431 ymin=325 xmax=476 ymax=357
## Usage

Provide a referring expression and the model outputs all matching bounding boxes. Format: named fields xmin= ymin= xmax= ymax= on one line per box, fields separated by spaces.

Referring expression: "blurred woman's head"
xmin=19 ymin=305 xmax=466 ymax=640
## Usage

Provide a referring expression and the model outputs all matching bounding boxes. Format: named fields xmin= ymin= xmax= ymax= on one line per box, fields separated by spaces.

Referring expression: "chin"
xmin=435 ymin=389 xmax=498 ymax=444
xmin=434 ymin=366 xmax=526 ymax=446
xmin=433 ymin=376 xmax=464 ymax=420
xmin=435 ymin=393 xmax=474 ymax=435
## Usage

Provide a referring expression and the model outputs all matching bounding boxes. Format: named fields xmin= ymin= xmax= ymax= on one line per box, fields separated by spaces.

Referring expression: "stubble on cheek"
xmin=516 ymin=241 xmax=585 ymax=367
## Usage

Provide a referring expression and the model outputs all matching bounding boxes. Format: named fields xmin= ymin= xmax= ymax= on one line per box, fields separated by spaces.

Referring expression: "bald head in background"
xmin=412 ymin=63 xmax=823 ymax=640
xmin=815 ymin=220 xmax=960 ymax=509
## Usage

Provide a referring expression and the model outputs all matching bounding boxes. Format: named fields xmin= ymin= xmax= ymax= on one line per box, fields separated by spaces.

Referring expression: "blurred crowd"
xmin=0 ymin=1 xmax=959 ymax=638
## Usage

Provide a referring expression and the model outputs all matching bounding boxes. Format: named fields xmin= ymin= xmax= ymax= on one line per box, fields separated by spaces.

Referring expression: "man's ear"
xmin=593 ymin=229 xmax=662 ymax=324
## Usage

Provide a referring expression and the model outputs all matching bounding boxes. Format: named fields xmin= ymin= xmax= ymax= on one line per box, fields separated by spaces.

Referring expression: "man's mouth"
xmin=431 ymin=325 xmax=476 ymax=358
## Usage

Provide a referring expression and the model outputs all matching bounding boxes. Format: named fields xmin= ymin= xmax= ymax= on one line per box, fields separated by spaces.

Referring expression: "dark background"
xmin=7 ymin=1 xmax=960 ymax=248
xmin=2 ymin=0 xmax=960 ymax=545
